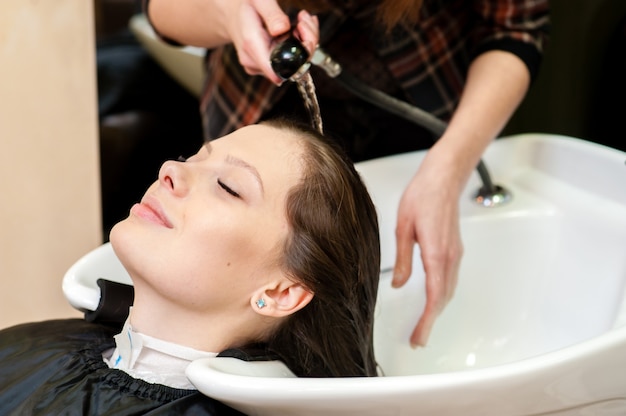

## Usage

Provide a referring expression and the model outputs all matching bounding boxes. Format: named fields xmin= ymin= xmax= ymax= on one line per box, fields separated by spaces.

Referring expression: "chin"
xmin=108 ymin=218 xmax=126 ymax=250
xmin=108 ymin=218 xmax=169 ymax=286
xmin=108 ymin=218 xmax=137 ymax=274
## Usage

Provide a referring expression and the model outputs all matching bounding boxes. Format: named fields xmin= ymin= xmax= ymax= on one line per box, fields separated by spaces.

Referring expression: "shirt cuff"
xmin=473 ymin=38 xmax=543 ymax=83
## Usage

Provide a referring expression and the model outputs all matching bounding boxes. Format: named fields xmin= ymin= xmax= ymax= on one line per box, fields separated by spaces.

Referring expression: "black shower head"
xmin=270 ymin=34 xmax=310 ymax=81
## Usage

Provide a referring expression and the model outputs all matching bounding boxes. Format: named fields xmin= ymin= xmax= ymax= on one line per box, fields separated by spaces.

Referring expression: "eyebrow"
xmin=205 ymin=142 xmax=264 ymax=195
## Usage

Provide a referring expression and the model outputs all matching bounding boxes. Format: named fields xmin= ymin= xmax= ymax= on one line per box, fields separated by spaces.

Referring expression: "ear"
xmin=251 ymin=279 xmax=314 ymax=318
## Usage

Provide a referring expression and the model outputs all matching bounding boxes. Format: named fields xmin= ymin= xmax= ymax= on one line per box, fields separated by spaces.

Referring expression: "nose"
xmin=158 ymin=159 xmax=189 ymax=197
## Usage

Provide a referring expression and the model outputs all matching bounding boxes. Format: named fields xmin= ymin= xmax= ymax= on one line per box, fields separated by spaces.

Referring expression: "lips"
xmin=131 ymin=195 xmax=173 ymax=228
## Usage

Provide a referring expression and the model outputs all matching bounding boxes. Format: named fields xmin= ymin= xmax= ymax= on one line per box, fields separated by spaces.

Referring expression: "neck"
xmin=128 ymin=290 xmax=269 ymax=353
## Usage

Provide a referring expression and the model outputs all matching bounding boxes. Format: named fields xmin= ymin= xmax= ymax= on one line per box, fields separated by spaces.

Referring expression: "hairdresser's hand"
xmin=227 ymin=1 xmax=319 ymax=84
xmin=392 ymin=151 xmax=463 ymax=348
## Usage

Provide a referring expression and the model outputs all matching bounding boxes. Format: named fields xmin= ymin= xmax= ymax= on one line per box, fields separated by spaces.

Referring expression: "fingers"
xmin=251 ymin=0 xmax=290 ymax=36
xmin=410 ymin=253 xmax=449 ymax=348
xmin=410 ymin=296 xmax=439 ymax=348
xmin=392 ymin=219 xmax=414 ymax=288
xmin=410 ymin=240 xmax=462 ymax=347
xmin=236 ymin=3 xmax=284 ymax=83
xmin=409 ymin=268 xmax=446 ymax=348
xmin=295 ymin=10 xmax=319 ymax=56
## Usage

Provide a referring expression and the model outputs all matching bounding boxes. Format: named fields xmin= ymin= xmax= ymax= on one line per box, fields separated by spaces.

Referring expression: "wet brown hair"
xmin=262 ymin=118 xmax=380 ymax=377
xmin=279 ymin=0 xmax=423 ymax=30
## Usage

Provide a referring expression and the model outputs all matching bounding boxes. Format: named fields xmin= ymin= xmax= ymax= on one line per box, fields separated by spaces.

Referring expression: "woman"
xmin=0 ymin=119 xmax=380 ymax=415
xmin=143 ymin=0 xmax=550 ymax=347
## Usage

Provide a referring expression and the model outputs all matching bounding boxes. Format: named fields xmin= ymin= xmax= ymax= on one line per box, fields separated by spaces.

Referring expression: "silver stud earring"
xmin=256 ymin=298 xmax=267 ymax=309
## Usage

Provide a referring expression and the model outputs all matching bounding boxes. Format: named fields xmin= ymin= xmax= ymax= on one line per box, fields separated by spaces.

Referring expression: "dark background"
xmin=503 ymin=0 xmax=626 ymax=151
xmin=96 ymin=0 xmax=203 ymax=239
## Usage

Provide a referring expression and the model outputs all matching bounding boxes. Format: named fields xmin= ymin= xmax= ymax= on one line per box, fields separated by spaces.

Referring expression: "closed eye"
xmin=218 ymin=179 xmax=240 ymax=198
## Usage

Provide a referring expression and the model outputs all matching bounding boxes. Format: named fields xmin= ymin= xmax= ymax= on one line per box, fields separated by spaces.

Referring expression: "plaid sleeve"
xmin=372 ymin=0 xmax=550 ymax=119
xmin=470 ymin=0 xmax=551 ymax=80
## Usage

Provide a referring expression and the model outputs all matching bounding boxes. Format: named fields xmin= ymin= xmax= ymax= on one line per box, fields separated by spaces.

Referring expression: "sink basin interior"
xmin=365 ymin=134 xmax=626 ymax=376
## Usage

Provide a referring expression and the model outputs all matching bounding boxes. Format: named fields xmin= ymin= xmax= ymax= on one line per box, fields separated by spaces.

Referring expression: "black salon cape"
xmin=0 ymin=319 xmax=246 ymax=416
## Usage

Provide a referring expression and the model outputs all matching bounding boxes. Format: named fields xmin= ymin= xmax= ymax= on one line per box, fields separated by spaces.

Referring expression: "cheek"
xmin=163 ymin=230 xmax=268 ymax=310
xmin=179 ymin=218 xmax=261 ymax=273
xmin=176 ymin=215 xmax=286 ymax=286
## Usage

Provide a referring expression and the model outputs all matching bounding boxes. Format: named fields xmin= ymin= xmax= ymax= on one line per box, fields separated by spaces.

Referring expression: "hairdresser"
xmin=143 ymin=0 xmax=550 ymax=347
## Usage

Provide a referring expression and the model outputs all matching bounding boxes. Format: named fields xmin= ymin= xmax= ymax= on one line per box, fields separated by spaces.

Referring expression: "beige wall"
xmin=0 ymin=1 xmax=102 ymax=328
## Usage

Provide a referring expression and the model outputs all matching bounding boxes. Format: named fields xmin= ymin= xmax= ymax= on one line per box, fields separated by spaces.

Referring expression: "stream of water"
xmin=295 ymin=72 xmax=324 ymax=135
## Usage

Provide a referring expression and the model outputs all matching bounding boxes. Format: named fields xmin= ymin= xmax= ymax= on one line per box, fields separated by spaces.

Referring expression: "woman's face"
xmin=109 ymin=124 xmax=305 ymax=314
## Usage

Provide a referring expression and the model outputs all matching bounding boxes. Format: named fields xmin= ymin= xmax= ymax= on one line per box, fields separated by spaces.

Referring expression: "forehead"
xmin=220 ymin=124 xmax=302 ymax=150
xmin=215 ymin=123 xmax=306 ymax=189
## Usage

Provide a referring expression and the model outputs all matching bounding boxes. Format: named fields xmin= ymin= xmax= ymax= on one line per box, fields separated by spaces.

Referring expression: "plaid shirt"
xmin=189 ymin=0 xmax=550 ymax=140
